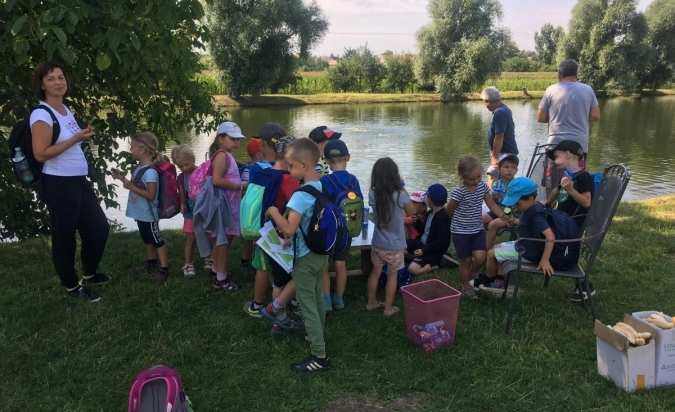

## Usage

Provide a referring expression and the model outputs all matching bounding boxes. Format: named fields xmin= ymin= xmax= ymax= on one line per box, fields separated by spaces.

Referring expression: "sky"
xmin=310 ymin=0 xmax=652 ymax=57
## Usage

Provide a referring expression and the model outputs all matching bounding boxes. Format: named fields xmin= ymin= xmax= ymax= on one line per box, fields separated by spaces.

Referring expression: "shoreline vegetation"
xmin=2 ymin=195 xmax=674 ymax=410
xmin=208 ymin=70 xmax=675 ymax=108
xmin=213 ymin=88 xmax=675 ymax=108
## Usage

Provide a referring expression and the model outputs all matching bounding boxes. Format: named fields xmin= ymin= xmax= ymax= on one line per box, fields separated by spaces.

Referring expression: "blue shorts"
xmin=452 ymin=231 xmax=486 ymax=259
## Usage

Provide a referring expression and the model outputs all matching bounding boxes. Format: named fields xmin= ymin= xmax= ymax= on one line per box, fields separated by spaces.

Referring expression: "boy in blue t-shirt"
xmin=319 ymin=139 xmax=362 ymax=312
xmin=267 ymin=138 xmax=331 ymax=372
xmin=482 ymin=153 xmax=519 ymax=250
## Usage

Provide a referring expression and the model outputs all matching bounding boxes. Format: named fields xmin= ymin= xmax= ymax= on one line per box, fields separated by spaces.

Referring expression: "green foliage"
xmin=0 ymin=0 xmax=221 ymax=241
xmin=557 ymin=0 xmax=653 ymax=93
xmin=642 ymin=0 xmax=675 ymax=90
xmin=534 ymin=23 xmax=565 ymax=65
xmin=327 ymin=63 xmax=356 ymax=92
xmin=205 ymin=0 xmax=328 ymax=97
xmin=297 ymin=55 xmax=329 ymax=72
xmin=384 ymin=55 xmax=416 ymax=93
xmin=326 ymin=45 xmax=386 ymax=93
xmin=415 ymin=0 xmax=506 ymax=100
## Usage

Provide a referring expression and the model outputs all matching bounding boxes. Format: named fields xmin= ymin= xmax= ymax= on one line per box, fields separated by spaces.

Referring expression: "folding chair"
xmin=501 ymin=164 xmax=631 ymax=333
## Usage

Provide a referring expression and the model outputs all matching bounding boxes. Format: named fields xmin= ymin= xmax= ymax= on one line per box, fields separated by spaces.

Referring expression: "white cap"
xmin=216 ymin=122 xmax=245 ymax=139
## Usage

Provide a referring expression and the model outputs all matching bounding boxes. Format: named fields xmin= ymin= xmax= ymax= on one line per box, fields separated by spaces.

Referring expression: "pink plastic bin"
xmin=401 ymin=279 xmax=460 ymax=352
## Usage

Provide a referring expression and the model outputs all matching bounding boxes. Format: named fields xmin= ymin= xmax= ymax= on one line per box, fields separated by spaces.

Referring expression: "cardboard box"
xmin=631 ymin=311 xmax=675 ymax=387
xmin=595 ymin=316 xmax=656 ymax=392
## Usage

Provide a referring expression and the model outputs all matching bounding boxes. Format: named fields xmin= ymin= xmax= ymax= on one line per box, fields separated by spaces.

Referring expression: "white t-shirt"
xmin=29 ymin=102 xmax=88 ymax=176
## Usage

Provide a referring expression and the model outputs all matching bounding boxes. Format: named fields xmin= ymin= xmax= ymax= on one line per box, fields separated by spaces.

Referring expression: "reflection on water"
xmin=106 ymin=96 xmax=675 ymax=230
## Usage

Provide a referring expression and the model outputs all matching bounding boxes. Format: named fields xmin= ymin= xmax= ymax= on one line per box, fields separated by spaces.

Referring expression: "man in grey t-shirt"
xmin=537 ymin=59 xmax=600 ymax=161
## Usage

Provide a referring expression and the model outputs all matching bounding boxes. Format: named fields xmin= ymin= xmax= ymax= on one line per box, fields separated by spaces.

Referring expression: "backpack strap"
xmin=133 ymin=164 xmax=160 ymax=222
xmin=325 ymin=173 xmax=343 ymax=198
xmin=35 ymin=104 xmax=60 ymax=145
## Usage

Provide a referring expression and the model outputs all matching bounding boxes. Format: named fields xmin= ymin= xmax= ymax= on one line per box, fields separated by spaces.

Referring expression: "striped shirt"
xmin=450 ymin=182 xmax=489 ymax=234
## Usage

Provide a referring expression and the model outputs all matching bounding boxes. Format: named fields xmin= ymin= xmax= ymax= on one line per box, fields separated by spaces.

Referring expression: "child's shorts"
xmin=331 ymin=242 xmax=351 ymax=262
xmin=252 ymin=245 xmax=271 ymax=271
xmin=493 ymin=241 xmax=533 ymax=264
xmin=183 ymin=218 xmax=194 ymax=234
xmin=452 ymin=231 xmax=486 ymax=259
xmin=137 ymin=220 xmax=165 ymax=248
xmin=371 ymin=246 xmax=404 ymax=272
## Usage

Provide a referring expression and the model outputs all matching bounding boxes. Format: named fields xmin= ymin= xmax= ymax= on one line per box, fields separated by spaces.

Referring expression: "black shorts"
xmin=264 ymin=250 xmax=293 ymax=288
xmin=137 ymin=220 xmax=165 ymax=248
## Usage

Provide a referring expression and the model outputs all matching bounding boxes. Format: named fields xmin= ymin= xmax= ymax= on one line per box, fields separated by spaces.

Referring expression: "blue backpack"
xmin=545 ymin=207 xmax=581 ymax=270
xmin=377 ymin=264 xmax=413 ymax=289
xmin=589 ymin=172 xmax=602 ymax=198
xmin=296 ymin=185 xmax=350 ymax=255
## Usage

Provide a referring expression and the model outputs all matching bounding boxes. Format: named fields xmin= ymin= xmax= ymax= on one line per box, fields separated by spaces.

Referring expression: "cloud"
xmin=314 ymin=0 xmax=428 ymax=15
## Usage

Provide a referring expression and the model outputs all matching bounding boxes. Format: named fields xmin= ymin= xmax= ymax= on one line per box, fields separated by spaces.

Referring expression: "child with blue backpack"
xmin=319 ymin=139 xmax=363 ymax=312
xmin=266 ymin=138 xmax=331 ymax=372
xmin=112 ymin=132 xmax=170 ymax=281
xmin=245 ymin=136 xmax=301 ymax=322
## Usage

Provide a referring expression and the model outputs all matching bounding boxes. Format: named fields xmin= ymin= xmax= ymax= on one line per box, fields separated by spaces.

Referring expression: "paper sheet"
xmin=256 ymin=221 xmax=294 ymax=273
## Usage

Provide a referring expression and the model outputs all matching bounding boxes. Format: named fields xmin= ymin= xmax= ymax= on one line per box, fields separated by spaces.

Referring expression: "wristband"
xmin=557 ymin=184 xmax=562 ymax=190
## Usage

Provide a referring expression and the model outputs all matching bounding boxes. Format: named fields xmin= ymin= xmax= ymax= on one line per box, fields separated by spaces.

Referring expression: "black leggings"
xmin=41 ymin=175 xmax=110 ymax=289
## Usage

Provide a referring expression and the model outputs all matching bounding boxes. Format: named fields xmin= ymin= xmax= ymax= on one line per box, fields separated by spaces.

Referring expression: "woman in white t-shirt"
xmin=30 ymin=61 xmax=110 ymax=303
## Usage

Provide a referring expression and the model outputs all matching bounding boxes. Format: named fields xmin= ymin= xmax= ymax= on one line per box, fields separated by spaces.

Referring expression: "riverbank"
xmin=213 ymin=89 xmax=675 ymax=108
xmin=2 ymin=195 xmax=674 ymax=410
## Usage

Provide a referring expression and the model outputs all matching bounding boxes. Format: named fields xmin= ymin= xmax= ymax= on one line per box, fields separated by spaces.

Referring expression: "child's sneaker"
xmin=239 ymin=261 xmax=255 ymax=276
xmin=243 ymin=300 xmax=263 ymax=318
xmin=291 ymin=355 xmax=331 ymax=372
xmin=65 ymin=285 xmax=101 ymax=303
xmin=290 ymin=299 xmax=301 ymax=315
xmin=331 ymin=295 xmax=345 ymax=311
xmin=135 ymin=260 xmax=158 ymax=273
xmin=479 ymin=278 xmax=506 ymax=295
xmin=150 ymin=269 xmax=170 ymax=282
xmin=324 ymin=296 xmax=333 ymax=314
xmin=461 ymin=287 xmax=477 ymax=299
xmin=80 ymin=273 xmax=111 ymax=286
xmin=203 ymin=257 xmax=213 ymax=270
xmin=182 ymin=263 xmax=196 ymax=278
xmin=469 ymin=274 xmax=490 ymax=291
xmin=569 ymin=281 xmax=596 ymax=302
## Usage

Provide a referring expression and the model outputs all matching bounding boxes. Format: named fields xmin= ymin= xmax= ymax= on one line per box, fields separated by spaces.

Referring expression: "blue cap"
xmin=426 ymin=183 xmax=448 ymax=205
xmin=502 ymin=177 xmax=538 ymax=207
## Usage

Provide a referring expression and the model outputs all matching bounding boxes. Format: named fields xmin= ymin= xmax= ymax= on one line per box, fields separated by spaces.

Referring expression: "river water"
xmin=106 ymin=96 xmax=675 ymax=230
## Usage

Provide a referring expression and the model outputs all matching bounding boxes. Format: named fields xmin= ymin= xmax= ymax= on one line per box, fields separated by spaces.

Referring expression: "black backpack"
xmin=8 ymin=105 xmax=60 ymax=188
xmin=545 ymin=207 xmax=581 ymax=270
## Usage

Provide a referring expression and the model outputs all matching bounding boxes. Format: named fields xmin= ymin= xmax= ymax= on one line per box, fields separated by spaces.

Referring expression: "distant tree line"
xmin=205 ymin=0 xmax=675 ymax=100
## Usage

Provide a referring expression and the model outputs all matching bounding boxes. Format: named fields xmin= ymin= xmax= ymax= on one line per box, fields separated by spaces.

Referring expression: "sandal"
xmin=383 ymin=306 xmax=400 ymax=317
xmin=365 ymin=301 xmax=385 ymax=311
xmin=214 ymin=278 xmax=240 ymax=291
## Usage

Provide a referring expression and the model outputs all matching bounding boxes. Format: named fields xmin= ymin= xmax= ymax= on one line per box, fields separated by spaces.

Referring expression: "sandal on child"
xmin=383 ymin=306 xmax=400 ymax=317
xmin=365 ymin=301 xmax=385 ymax=311
xmin=214 ymin=278 xmax=240 ymax=291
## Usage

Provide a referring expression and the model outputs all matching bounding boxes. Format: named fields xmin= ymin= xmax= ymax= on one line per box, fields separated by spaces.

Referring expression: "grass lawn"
xmin=2 ymin=196 xmax=675 ymax=411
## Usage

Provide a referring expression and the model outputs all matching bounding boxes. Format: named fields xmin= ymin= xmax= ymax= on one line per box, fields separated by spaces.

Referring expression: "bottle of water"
xmin=13 ymin=147 xmax=34 ymax=185
xmin=362 ymin=207 xmax=369 ymax=239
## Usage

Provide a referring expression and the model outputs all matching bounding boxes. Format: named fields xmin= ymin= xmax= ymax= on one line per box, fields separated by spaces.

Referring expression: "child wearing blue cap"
xmin=407 ymin=184 xmax=451 ymax=275
xmin=477 ymin=177 xmax=555 ymax=295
